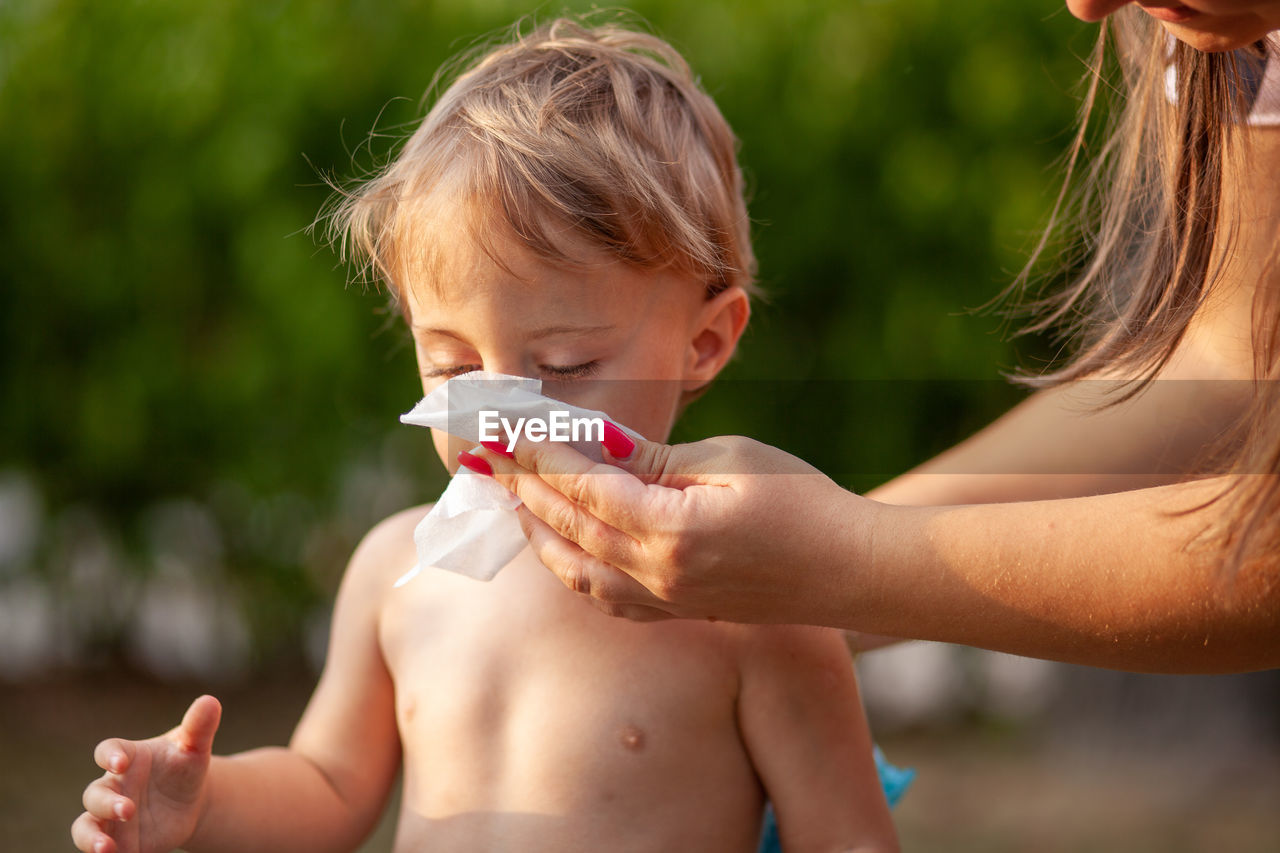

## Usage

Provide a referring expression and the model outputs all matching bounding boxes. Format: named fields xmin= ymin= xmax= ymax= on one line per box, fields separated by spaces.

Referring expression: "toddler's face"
xmin=403 ymin=199 xmax=723 ymax=473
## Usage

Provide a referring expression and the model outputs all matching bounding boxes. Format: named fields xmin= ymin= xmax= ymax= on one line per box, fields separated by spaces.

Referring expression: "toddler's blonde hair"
xmin=328 ymin=17 xmax=756 ymax=304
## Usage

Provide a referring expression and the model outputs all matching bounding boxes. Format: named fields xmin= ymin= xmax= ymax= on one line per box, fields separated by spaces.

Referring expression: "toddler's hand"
xmin=71 ymin=695 xmax=221 ymax=853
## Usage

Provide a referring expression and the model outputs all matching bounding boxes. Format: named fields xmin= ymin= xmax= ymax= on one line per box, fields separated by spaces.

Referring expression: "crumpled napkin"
xmin=395 ymin=371 xmax=638 ymax=585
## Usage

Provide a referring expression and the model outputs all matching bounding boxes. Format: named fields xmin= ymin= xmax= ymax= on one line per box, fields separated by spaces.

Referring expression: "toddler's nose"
xmin=478 ymin=354 xmax=529 ymax=379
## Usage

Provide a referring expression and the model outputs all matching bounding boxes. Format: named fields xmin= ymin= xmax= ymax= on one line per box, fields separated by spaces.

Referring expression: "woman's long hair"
xmin=1014 ymin=9 xmax=1279 ymax=575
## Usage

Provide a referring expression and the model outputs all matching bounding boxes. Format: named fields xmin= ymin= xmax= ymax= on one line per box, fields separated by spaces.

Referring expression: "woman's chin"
xmin=1158 ymin=18 xmax=1277 ymax=53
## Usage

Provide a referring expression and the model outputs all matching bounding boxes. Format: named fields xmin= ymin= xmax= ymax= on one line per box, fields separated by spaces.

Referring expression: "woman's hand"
xmin=474 ymin=434 xmax=875 ymax=624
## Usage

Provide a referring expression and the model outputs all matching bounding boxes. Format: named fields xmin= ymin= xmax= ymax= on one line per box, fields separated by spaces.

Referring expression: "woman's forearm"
xmin=479 ymin=434 xmax=1274 ymax=668
xmin=188 ymin=747 xmax=384 ymax=853
xmin=833 ymin=477 xmax=1278 ymax=673
xmin=870 ymin=380 xmax=1252 ymax=507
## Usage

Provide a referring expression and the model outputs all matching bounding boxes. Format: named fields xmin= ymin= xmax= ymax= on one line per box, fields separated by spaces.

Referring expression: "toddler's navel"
xmin=618 ymin=724 xmax=646 ymax=752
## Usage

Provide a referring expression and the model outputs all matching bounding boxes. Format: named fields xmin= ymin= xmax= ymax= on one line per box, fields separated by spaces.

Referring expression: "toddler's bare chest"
xmin=377 ymin=553 xmax=744 ymax=797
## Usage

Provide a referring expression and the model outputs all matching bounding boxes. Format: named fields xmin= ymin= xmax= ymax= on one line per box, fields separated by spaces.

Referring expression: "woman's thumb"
xmin=176 ymin=695 xmax=222 ymax=754
xmin=602 ymin=426 xmax=711 ymax=490
xmin=601 ymin=423 xmax=665 ymax=482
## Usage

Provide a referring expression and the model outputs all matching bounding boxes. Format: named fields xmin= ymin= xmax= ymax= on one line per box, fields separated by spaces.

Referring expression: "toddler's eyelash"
xmin=541 ymin=361 xmax=600 ymax=379
xmin=421 ymin=365 xmax=480 ymax=379
xmin=421 ymin=362 xmax=600 ymax=380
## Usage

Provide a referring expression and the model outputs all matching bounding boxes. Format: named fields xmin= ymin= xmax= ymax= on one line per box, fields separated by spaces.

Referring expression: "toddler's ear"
xmin=684 ymin=286 xmax=750 ymax=391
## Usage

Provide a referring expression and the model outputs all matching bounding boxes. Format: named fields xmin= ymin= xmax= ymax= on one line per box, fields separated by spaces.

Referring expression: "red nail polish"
xmin=457 ymin=451 xmax=493 ymax=477
xmin=601 ymin=422 xmax=635 ymax=459
xmin=480 ymin=440 xmax=515 ymax=459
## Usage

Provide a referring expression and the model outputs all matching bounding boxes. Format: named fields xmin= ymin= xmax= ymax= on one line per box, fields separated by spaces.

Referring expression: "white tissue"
xmin=402 ymin=466 xmax=524 ymax=584
xmin=395 ymin=371 xmax=637 ymax=585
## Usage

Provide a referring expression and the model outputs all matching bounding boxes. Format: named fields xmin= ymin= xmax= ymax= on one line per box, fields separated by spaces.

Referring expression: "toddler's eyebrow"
xmin=412 ymin=323 xmax=616 ymax=340
xmin=526 ymin=323 xmax=616 ymax=340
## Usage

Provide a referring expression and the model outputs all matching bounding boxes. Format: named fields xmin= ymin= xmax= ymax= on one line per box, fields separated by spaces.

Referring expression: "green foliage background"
xmin=0 ymin=0 xmax=1094 ymax=666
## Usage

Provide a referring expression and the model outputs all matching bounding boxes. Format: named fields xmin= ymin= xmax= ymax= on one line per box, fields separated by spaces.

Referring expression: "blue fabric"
xmin=756 ymin=745 xmax=914 ymax=853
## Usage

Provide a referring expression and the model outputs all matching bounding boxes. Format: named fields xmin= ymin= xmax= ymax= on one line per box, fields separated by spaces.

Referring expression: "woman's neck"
xmin=1221 ymin=126 xmax=1280 ymax=272
xmin=1184 ymin=127 xmax=1280 ymax=376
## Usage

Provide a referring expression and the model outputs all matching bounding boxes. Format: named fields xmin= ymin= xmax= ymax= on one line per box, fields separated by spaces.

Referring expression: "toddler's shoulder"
xmin=341 ymin=503 xmax=434 ymax=594
xmin=719 ymin=622 xmax=855 ymax=679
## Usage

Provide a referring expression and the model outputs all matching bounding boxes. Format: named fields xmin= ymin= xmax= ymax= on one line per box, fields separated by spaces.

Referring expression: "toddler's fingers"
xmin=93 ymin=738 xmax=136 ymax=774
xmin=175 ymin=694 xmax=222 ymax=754
xmin=70 ymin=810 xmax=116 ymax=853
xmin=82 ymin=777 xmax=133 ymax=822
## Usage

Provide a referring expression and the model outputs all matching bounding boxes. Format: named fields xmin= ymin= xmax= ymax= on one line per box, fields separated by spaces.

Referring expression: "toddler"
xmin=71 ymin=19 xmax=898 ymax=853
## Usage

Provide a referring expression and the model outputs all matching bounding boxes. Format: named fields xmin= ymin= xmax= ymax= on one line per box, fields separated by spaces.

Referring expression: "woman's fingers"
xmin=476 ymin=434 xmax=747 ymax=615
xmin=605 ymin=432 xmax=732 ymax=490
xmin=93 ymin=738 xmax=136 ymax=774
xmin=477 ymin=432 xmax=844 ymax=623
xmin=70 ymin=810 xmax=116 ymax=853
xmin=480 ymin=442 xmax=649 ymax=561
xmin=495 ymin=438 xmax=663 ymax=529
xmin=82 ymin=777 xmax=132 ymax=821
xmin=587 ymin=599 xmax=678 ymax=621
xmin=514 ymin=505 xmax=676 ymax=613
xmin=599 ymin=431 xmax=675 ymax=484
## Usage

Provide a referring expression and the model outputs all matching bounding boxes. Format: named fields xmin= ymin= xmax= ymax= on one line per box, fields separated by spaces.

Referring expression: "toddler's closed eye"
xmin=421 ymin=364 xmax=481 ymax=380
xmin=540 ymin=361 xmax=600 ymax=379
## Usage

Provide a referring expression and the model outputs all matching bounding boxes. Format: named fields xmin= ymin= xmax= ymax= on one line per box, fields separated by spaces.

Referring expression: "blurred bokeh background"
xmin=1 ymin=0 xmax=1276 ymax=850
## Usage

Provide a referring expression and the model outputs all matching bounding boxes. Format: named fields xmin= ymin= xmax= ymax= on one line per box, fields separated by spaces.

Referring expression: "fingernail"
xmin=457 ymin=450 xmax=493 ymax=477
xmin=114 ymin=800 xmax=127 ymax=819
xmin=95 ymin=841 xmax=107 ymax=853
xmin=601 ymin=422 xmax=634 ymax=459
xmin=479 ymin=440 xmax=515 ymax=459
xmin=109 ymin=756 xmax=122 ymax=773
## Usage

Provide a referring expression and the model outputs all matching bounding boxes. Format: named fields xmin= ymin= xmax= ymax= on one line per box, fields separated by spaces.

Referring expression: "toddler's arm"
xmin=735 ymin=624 xmax=899 ymax=853
xmin=72 ymin=509 xmax=416 ymax=853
